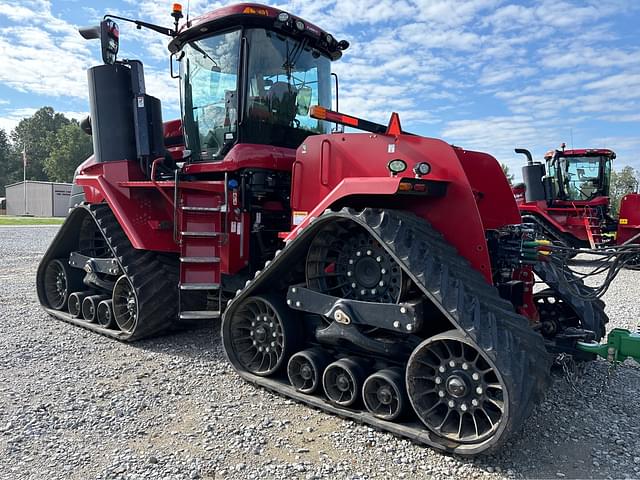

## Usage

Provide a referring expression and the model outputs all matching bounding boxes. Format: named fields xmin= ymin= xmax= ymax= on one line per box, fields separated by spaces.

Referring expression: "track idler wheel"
xmin=43 ymin=259 xmax=83 ymax=311
xmin=68 ymin=291 xmax=91 ymax=318
xmin=97 ymin=299 xmax=115 ymax=329
xmin=287 ymin=349 xmax=330 ymax=394
xmin=223 ymin=295 xmax=299 ymax=377
xmin=362 ymin=368 xmax=407 ymax=421
xmin=407 ymin=330 xmax=508 ymax=445
xmin=82 ymin=294 xmax=109 ymax=323
xmin=112 ymin=275 xmax=139 ymax=334
xmin=322 ymin=358 xmax=366 ymax=407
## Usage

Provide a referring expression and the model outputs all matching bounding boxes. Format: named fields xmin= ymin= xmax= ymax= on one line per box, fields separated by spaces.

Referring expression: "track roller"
xmin=322 ymin=358 xmax=366 ymax=407
xmin=43 ymin=259 xmax=83 ymax=310
xmin=68 ymin=291 xmax=91 ymax=318
xmin=82 ymin=294 xmax=109 ymax=323
xmin=362 ymin=368 xmax=407 ymax=421
xmin=407 ymin=330 xmax=508 ymax=446
xmin=97 ymin=299 xmax=115 ymax=329
xmin=222 ymin=295 xmax=299 ymax=377
xmin=287 ymin=349 xmax=330 ymax=394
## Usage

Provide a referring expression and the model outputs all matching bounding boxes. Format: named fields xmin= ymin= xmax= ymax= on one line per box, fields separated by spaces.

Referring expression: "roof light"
xmin=244 ymin=6 xmax=269 ymax=15
xmin=277 ymin=12 xmax=290 ymax=22
xmin=172 ymin=3 xmax=183 ymax=15
xmin=295 ymin=19 xmax=305 ymax=30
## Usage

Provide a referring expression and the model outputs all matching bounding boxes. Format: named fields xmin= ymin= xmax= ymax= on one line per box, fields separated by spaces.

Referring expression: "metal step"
xmin=180 ymin=231 xmax=222 ymax=238
xmin=180 ymin=256 xmax=220 ymax=263
xmin=179 ymin=283 xmax=220 ymax=290
xmin=179 ymin=310 xmax=221 ymax=320
xmin=181 ymin=205 xmax=226 ymax=213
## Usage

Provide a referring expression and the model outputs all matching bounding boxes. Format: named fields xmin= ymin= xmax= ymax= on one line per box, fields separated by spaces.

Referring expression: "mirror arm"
xmin=104 ymin=14 xmax=175 ymax=37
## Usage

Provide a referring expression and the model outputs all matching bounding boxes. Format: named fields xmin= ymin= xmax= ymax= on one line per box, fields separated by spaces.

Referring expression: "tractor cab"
xmin=544 ymin=146 xmax=615 ymax=202
xmin=168 ymin=4 xmax=345 ymax=162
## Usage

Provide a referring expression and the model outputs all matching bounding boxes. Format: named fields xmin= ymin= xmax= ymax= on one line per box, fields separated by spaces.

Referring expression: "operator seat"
xmin=266 ymin=82 xmax=298 ymax=125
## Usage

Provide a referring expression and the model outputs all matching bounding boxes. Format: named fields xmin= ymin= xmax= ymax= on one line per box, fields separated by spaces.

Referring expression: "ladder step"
xmin=181 ymin=231 xmax=222 ymax=237
xmin=180 ymin=283 xmax=220 ymax=290
xmin=180 ymin=256 xmax=220 ymax=263
xmin=179 ymin=310 xmax=221 ymax=320
xmin=181 ymin=205 xmax=226 ymax=213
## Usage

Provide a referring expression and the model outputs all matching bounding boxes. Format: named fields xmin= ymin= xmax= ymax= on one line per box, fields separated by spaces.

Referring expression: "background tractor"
xmin=36 ymin=3 xmax=626 ymax=455
xmin=513 ymin=146 xmax=640 ymax=266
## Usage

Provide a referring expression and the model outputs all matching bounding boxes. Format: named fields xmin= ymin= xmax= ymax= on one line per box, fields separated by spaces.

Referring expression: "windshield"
xmin=243 ymin=29 xmax=331 ymax=148
xmin=180 ymin=29 xmax=241 ymax=161
xmin=559 ymin=156 xmax=608 ymax=201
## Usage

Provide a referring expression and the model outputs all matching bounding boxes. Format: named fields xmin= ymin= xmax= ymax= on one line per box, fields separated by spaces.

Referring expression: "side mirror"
xmin=296 ymin=86 xmax=312 ymax=116
xmin=100 ymin=19 xmax=120 ymax=65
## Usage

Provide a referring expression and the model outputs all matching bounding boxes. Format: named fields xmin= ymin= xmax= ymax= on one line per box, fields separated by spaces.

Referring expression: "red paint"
xmin=289 ymin=132 xmax=515 ymax=283
xmin=617 ymin=193 xmax=640 ymax=244
xmin=182 ymin=143 xmax=296 ymax=175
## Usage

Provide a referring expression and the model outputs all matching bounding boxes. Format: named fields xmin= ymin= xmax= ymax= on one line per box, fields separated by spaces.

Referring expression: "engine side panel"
xmin=291 ymin=133 xmax=494 ymax=282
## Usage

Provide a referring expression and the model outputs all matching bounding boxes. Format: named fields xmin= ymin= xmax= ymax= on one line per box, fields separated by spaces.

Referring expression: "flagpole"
xmin=22 ymin=145 xmax=27 ymax=215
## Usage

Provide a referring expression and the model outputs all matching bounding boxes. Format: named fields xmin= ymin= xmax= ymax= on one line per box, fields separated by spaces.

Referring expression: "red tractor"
xmin=37 ymin=3 xmax=612 ymax=455
xmin=513 ymin=145 xmax=640 ymax=265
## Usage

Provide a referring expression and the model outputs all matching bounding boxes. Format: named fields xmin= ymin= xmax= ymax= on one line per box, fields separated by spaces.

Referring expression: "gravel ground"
xmin=1 ymin=225 xmax=639 ymax=480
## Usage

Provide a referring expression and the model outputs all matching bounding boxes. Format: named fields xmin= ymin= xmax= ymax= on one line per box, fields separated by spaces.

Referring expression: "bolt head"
xmin=449 ymin=361 xmax=456 ymax=368
xmin=381 ymin=268 xmax=387 ymax=274
xmin=366 ymin=250 xmax=372 ymax=256
xmin=258 ymin=346 xmax=263 ymax=352
xmin=351 ymin=282 xmax=357 ymax=288
xmin=438 ymin=390 xmax=445 ymax=398
xmin=379 ymin=281 xmax=385 ymax=287
xmin=406 ymin=323 xmax=413 ymax=331
xmin=271 ymin=341 xmax=276 ymax=347
xmin=472 ymin=373 xmax=480 ymax=381
xmin=356 ymin=251 xmax=362 ymax=257
xmin=348 ymin=259 xmax=354 ymax=265
xmin=251 ymin=321 xmax=256 ymax=327
xmin=460 ymin=403 xmax=468 ymax=412
xmin=438 ymin=366 xmax=446 ymax=373
xmin=292 ymin=287 xmax=297 ymax=293
xmin=393 ymin=320 xmax=401 ymax=328
xmin=448 ymin=400 xmax=455 ymax=408
xmin=435 ymin=377 xmax=442 ymax=385
xmin=347 ymin=271 xmax=353 ymax=277
xmin=286 ymin=299 xmax=292 ymax=305
xmin=272 ymin=332 xmax=277 ymax=337
xmin=476 ymin=386 xmax=483 ymax=395
xmin=295 ymin=301 xmax=301 ymax=307
xmin=471 ymin=399 xmax=479 ymax=407
xmin=253 ymin=340 xmax=257 ymax=346
xmin=400 ymin=306 xmax=407 ymax=314
xmin=462 ymin=363 xmax=469 ymax=370
xmin=376 ymin=256 xmax=382 ymax=262
xmin=360 ymin=289 xmax=366 ymax=295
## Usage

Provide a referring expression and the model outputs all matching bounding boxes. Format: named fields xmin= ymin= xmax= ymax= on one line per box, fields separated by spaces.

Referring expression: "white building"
xmin=5 ymin=181 xmax=72 ymax=217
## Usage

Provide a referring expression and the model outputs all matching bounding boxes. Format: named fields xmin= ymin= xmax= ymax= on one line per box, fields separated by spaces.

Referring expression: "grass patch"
xmin=0 ymin=216 xmax=65 ymax=225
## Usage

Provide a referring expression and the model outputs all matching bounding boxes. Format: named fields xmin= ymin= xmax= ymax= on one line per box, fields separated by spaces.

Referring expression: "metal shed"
xmin=5 ymin=181 xmax=72 ymax=217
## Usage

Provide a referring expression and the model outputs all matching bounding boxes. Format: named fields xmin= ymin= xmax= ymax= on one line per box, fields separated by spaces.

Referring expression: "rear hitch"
xmin=576 ymin=328 xmax=640 ymax=363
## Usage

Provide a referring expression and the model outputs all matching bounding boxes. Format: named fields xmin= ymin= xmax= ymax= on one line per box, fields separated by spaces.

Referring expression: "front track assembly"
xmin=222 ymin=209 xmax=552 ymax=455
xmin=36 ymin=204 xmax=181 ymax=341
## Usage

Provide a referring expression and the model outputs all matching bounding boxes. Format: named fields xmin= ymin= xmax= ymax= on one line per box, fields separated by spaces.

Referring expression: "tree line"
xmin=0 ymin=107 xmax=93 ymax=196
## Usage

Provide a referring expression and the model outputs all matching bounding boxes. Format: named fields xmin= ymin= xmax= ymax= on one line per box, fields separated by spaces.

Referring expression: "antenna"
xmin=186 ymin=0 xmax=190 ymax=25
xmin=570 ymin=128 xmax=574 ymax=149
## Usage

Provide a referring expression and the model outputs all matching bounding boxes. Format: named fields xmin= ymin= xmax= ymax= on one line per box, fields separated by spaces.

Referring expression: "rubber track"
xmin=222 ymin=209 xmax=552 ymax=455
xmin=42 ymin=204 xmax=180 ymax=341
xmin=534 ymin=261 xmax=608 ymax=341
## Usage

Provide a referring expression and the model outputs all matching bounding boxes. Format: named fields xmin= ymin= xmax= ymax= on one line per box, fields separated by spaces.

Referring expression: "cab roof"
xmin=168 ymin=3 xmax=344 ymax=60
xmin=544 ymin=148 xmax=616 ymax=160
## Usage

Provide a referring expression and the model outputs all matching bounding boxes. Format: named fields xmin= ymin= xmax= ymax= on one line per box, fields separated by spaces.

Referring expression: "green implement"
xmin=577 ymin=328 xmax=640 ymax=363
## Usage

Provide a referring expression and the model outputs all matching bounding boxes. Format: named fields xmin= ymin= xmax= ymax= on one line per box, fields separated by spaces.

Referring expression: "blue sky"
xmin=1 ymin=0 xmax=639 ymax=176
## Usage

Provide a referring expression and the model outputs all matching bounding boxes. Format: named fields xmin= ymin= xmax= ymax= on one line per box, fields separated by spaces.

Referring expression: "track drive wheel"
xmin=222 ymin=295 xmax=299 ymax=376
xmin=407 ymin=330 xmax=508 ymax=446
xmin=43 ymin=259 xmax=83 ymax=310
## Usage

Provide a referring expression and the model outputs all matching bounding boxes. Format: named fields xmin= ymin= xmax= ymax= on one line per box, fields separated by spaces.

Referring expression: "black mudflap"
xmin=36 ymin=204 xmax=181 ymax=341
xmin=222 ymin=208 xmax=552 ymax=455
xmin=534 ymin=261 xmax=608 ymax=341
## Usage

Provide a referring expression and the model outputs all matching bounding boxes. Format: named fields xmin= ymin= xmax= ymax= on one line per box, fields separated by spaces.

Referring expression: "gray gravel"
xmin=1 ymin=225 xmax=639 ymax=480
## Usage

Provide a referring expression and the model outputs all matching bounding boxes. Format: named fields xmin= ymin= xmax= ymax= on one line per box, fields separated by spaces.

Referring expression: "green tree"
xmin=0 ymin=129 xmax=15 ymax=195
xmin=11 ymin=107 xmax=71 ymax=181
xmin=44 ymin=122 xmax=93 ymax=182
xmin=610 ymin=166 xmax=639 ymax=215
xmin=501 ymin=163 xmax=515 ymax=185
